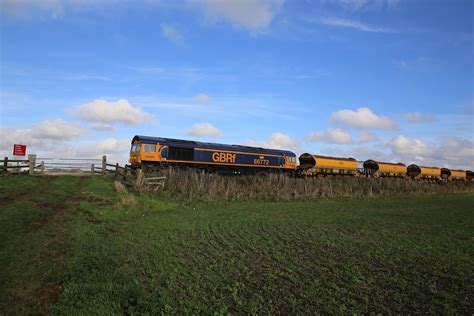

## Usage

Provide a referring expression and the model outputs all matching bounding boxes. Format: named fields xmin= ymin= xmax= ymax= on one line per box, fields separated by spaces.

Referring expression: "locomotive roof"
xmin=132 ymin=135 xmax=296 ymax=156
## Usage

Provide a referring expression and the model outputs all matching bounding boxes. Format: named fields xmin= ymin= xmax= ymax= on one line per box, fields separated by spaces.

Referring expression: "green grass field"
xmin=1 ymin=175 xmax=473 ymax=314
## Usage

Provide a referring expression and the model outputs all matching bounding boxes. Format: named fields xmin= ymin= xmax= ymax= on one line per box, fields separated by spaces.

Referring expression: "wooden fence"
xmin=1 ymin=155 xmax=112 ymax=175
xmin=1 ymin=154 xmax=165 ymax=190
xmin=1 ymin=156 xmax=41 ymax=175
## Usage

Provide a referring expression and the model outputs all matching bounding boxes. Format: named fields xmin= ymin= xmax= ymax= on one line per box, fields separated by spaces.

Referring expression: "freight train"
xmin=129 ymin=135 xmax=473 ymax=181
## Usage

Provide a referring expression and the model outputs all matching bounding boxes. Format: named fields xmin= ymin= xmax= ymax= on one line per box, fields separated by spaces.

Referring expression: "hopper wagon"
xmin=298 ymin=153 xmax=358 ymax=176
xmin=363 ymin=160 xmax=406 ymax=178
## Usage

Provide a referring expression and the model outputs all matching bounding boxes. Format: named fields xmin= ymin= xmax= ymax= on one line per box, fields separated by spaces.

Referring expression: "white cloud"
xmin=265 ymin=132 xmax=299 ymax=150
xmin=161 ymin=23 xmax=184 ymax=44
xmin=321 ymin=145 xmax=388 ymax=162
xmin=0 ymin=119 xmax=85 ymax=155
xmin=74 ymin=99 xmax=152 ymax=125
xmin=187 ymin=123 xmax=224 ymax=137
xmin=330 ymin=107 xmax=398 ymax=130
xmin=76 ymin=138 xmax=131 ymax=157
xmin=433 ymin=137 xmax=474 ymax=169
xmin=0 ymin=127 xmax=46 ymax=151
xmin=358 ymin=130 xmax=378 ymax=143
xmin=307 ymin=128 xmax=353 ymax=144
xmin=0 ymin=122 xmax=132 ymax=164
xmin=242 ymin=139 xmax=262 ymax=147
xmin=385 ymin=135 xmax=474 ymax=169
xmin=404 ymin=112 xmax=437 ymax=123
xmin=192 ymin=93 xmax=210 ymax=104
xmin=31 ymin=119 xmax=84 ymax=140
xmin=34 ymin=138 xmax=131 ymax=165
xmin=189 ymin=0 xmax=284 ymax=33
xmin=305 ymin=17 xmax=394 ymax=33
xmin=243 ymin=132 xmax=299 ymax=152
xmin=385 ymin=135 xmax=433 ymax=160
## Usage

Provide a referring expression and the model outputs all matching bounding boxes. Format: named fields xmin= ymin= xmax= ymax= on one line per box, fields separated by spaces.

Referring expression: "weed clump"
xmin=114 ymin=181 xmax=128 ymax=194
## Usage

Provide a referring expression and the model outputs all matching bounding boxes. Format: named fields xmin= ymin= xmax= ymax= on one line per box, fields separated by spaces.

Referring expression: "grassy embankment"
xmin=0 ymin=175 xmax=473 ymax=314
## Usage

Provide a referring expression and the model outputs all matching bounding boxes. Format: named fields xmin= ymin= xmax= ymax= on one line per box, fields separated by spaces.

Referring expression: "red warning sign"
xmin=13 ymin=144 xmax=27 ymax=156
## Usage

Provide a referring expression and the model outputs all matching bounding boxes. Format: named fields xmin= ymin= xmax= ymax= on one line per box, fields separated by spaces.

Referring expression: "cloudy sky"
xmin=0 ymin=0 xmax=473 ymax=168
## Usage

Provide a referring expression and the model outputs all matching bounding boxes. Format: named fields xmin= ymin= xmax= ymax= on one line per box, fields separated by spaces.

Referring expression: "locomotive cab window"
xmin=168 ymin=147 xmax=194 ymax=161
xmin=144 ymin=144 xmax=156 ymax=153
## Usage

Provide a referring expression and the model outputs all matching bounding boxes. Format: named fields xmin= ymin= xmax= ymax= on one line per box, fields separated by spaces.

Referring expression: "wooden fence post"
xmin=3 ymin=157 xmax=7 ymax=174
xmin=115 ymin=163 xmax=119 ymax=177
xmin=41 ymin=161 xmax=45 ymax=173
xmin=28 ymin=154 xmax=36 ymax=175
xmin=91 ymin=164 xmax=95 ymax=174
xmin=102 ymin=155 xmax=107 ymax=174
xmin=134 ymin=169 xmax=145 ymax=192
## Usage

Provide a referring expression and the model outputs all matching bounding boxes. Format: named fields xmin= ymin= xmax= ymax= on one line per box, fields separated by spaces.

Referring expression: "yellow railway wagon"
xmin=363 ymin=160 xmax=406 ymax=178
xmin=298 ymin=153 xmax=358 ymax=176
xmin=450 ymin=169 xmax=466 ymax=181
xmin=407 ymin=164 xmax=441 ymax=180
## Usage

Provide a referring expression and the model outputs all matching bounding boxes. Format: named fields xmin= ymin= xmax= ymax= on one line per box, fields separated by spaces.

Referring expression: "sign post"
xmin=12 ymin=144 xmax=27 ymax=173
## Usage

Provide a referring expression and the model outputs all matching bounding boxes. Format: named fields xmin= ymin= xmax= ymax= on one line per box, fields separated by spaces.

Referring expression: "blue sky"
xmin=0 ymin=0 xmax=473 ymax=168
